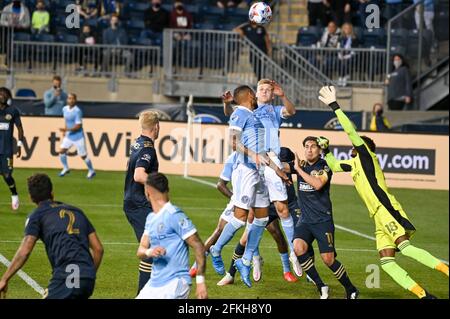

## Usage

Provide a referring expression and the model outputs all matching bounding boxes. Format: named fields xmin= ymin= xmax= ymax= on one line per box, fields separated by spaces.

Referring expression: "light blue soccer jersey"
xmin=220 ymin=151 xmax=238 ymax=181
xmin=62 ymin=106 xmax=84 ymax=141
xmin=229 ymin=106 xmax=265 ymax=170
xmin=254 ymin=104 xmax=285 ymax=155
xmin=143 ymin=202 xmax=197 ymax=287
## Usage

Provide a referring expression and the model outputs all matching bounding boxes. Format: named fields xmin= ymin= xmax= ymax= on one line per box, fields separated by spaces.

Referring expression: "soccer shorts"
xmin=44 ymin=278 xmax=95 ymax=299
xmin=264 ymin=155 xmax=288 ymax=202
xmin=374 ymin=205 xmax=416 ymax=252
xmin=294 ymin=220 xmax=337 ymax=255
xmin=136 ymin=277 xmax=191 ymax=299
xmin=0 ymin=155 xmax=13 ymax=175
xmin=231 ymin=163 xmax=269 ymax=210
xmin=60 ymin=136 xmax=87 ymax=157
xmin=219 ymin=201 xmax=235 ymax=223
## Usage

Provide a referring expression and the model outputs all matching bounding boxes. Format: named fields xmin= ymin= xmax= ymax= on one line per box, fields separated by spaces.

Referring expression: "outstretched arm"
xmin=316 ymin=136 xmax=353 ymax=173
xmin=318 ymin=86 xmax=364 ymax=147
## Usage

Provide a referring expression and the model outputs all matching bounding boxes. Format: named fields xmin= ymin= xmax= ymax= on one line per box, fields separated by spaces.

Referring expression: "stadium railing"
xmin=162 ymin=28 xmax=325 ymax=109
xmin=9 ymin=41 xmax=161 ymax=79
xmin=290 ymin=46 xmax=387 ymax=87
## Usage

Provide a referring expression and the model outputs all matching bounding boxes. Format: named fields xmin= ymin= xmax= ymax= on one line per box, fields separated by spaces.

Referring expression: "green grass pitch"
xmin=0 ymin=168 xmax=448 ymax=299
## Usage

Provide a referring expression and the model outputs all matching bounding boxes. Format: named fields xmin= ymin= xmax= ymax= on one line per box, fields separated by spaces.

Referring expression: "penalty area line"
xmin=0 ymin=253 xmax=45 ymax=297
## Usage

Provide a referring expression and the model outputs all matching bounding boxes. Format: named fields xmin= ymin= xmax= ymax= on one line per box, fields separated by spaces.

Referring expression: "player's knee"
xmin=321 ymin=253 xmax=335 ymax=266
xmin=293 ymin=239 xmax=307 ymax=256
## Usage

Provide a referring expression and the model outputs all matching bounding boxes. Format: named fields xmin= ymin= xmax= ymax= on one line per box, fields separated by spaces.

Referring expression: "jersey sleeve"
xmin=75 ymin=109 xmax=83 ymax=125
xmin=220 ymin=153 xmax=236 ymax=181
xmin=24 ymin=214 xmax=40 ymax=238
xmin=274 ymin=105 xmax=286 ymax=122
xmin=228 ymin=110 xmax=246 ymax=132
xmin=143 ymin=214 xmax=152 ymax=236
xmin=335 ymin=109 xmax=364 ymax=147
xmin=13 ymin=108 xmax=22 ymax=127
xmin=135 ymin=147 xmax=156 ymax=171
xmin=80 ymin=211 xmax=96 ymax=235
xmin=170 ymin=211 xmax=197 ymax=241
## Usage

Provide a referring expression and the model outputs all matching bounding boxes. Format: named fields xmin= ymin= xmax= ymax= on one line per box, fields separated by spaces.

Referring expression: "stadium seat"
xmin=32 ymin=33 xmax=55 ymax=42
xmin=201 ymin=5 xmax=225 ymax=18
xmin=13 ymin=32 xmax=31 ymax=42
xmin=296 ymin=26 xmax=321 ymax=47
xmin=57 ymin=33 xmax=79 ymax=44
xmin=435 ymin=10 xmax=449 ymax=41
xmin=362 ymin=28 xmax=386 ymax=47
xmin=15 ymin=88 xmax=37 ymax=98
xmin=353 ymin=26 xmax=364 ymax=45
xmin=389 ymin=28 xmax=408 ymax=47
xmin=406 ymin=29 xmax=431 ymax=60
xmin=388 ymin=45 xmax=407 ymax=58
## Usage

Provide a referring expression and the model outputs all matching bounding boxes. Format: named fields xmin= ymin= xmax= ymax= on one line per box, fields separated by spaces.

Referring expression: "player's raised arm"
xmin=222 ymin=91 xmax=235 ymax=116
xmin=318 ymin=86 xmax=364 ymax=147
xmin=317 ymin=136 xmax=353 ymax=173
xmin=0 ymin=235 xmax=38 ymax=297
xmin=185 ymin=233 xmax=208 ymax=299
xmin=272 ymin=81 xmax=296 ymax=118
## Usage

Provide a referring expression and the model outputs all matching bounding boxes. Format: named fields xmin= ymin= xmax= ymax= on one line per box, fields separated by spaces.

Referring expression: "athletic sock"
xmin=84 ymin=157 xmax=94 ymax=171
xmin=138 ymin=259 xmax=152 ymax=294
xmin=380 ymin=257 xmax=425 ymax=298
xmin=60 ymin=154 xmax=69 ymax=170
xmin=229 ymin=242 xmax=245 ymax=277
xmin=4 ymin=175 xmax=17 ymax=195
xmin=211 ymin=217 xmax=245 ymax=256
xmin=328 ymin=260 xmax=356 ymax=293
xmin=399 ymin=240 xmax=445 ymax=272
xmin=280 ymin=216 xmax=295 ymax=252
xmin=298 ymin=253 xmax=325 ymax=288
xmin=280 ymin=252 xmax=290 ymax=273
xmin=242 ymin=217 xmax=268 ymax=264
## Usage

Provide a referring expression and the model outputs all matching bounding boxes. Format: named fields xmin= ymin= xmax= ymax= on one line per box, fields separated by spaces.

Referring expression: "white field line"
xmin=0 ymin=253 xmax=45 ymax=296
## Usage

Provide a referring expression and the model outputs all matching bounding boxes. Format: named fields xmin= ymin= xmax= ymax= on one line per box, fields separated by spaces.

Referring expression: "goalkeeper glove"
xmin=318 ymin=85 xmax=340 ymax=111
xmin=317 ymin=136 xmax=330 ymax=154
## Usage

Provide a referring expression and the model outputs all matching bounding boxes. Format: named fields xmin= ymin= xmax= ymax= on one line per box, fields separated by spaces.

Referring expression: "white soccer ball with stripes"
xmin=248 ymin=2 xmax=272 ymax=26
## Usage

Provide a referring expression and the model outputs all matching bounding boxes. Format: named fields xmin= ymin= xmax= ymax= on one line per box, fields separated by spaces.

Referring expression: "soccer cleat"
xmin=252 ymin=255 xmax=263 ymax=282
xmin=421 ymin=291 xmax=437 ymax=299
xmin=217 ymin=272 xmax=234 ymax=286
xmin=319 ymin=285 xmax=329 ymax=299
xmin=87 ymin=170 xmax=96 ymax=179
xmin=59 ymin=168 xmax=70 ymax=177
xmin=283 ymin=271 xmax=298 ymax=282
xmin=11 ymin=195 xmax=19 ymax=211
xmin=210 ymin=247 xmax=225 ymax=275
xmin=234 ymin=258 xmax=252 ymax=288
xmin=289 ymin=251 xmax=303 ymax=277
xmin=347 ymin=288 xmax=359 ymax=299
xmin=189 ymin=264 xmax=197 ymax=278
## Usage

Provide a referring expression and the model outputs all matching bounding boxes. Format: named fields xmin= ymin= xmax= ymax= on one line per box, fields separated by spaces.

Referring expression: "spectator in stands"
xmin=77 ymin=0 xmax=100 ymax=21
xmin=383 ymin=0 xmax=403 ymax=22
xmin=99 ymin=0 xmax=121 ymax=20
xmin=31 ymin=0 xmax=49 ymax=35
xmin=102 ymin=14 xmax=134 ymax=76
xmin=370 ymin=102 xmax=391 ymax=131
xmin=44 ymin=75 xmax=68 ymax=116
xmin=386 ymin=54 xmax=413 ymax=110
xmin=324 ymin=0 xmax=352 ymax=27
xmin=143 ymin=0 xmax=170 ymax=42
xmin=0 ymin=0 xmax=30 ymax=31
xmin=78 ymin=25 xmax=99 ymax=74
xmin=234 ymin=21 xmax=272 ymax=80
xmin=413 ymin=0 xmax=436 ymax=50
xmin=169 ymin=1 xmax=194 ymax=41
xmin=307 ymin=0 xmax=327 ymax=27
xmin=337 ymin=22 xmax=359 ymax=86
xmin=318 ymin=20 xmax=340 ymax=48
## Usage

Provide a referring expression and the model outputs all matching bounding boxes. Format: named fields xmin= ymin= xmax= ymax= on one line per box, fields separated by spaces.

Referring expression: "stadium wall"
xmin=16 ymin=117 xmax=449 ymax=190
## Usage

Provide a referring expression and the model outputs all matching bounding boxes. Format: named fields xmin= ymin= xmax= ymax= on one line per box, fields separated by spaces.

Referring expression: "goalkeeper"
xmin=317 ymin=86 xmax=448 ymax=299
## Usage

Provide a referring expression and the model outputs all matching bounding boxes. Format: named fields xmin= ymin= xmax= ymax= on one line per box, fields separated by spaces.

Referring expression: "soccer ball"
xmin=248 ymin=2 xmax=272 ymax=26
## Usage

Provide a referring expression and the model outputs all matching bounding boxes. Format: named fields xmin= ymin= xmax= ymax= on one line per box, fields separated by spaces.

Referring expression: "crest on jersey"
xmin=241 ymin=195 xmax=250 ymax=204
xmin=5 ymin=114 xmax=12 ymax=121
xmin=324 ymin=165 xmax=330 ymax=173
xmin=157 ymin=222 xmax=165 ymax=234
xmin=141 ymin=154 xmax=151 ymax=163
xmin=179 ymin=217 xmax=190 ymax=229
xmin=231 ymin=114 xmax=239 ymax=122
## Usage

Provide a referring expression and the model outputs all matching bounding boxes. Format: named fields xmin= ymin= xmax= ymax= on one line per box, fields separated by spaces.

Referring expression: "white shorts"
xmin=219 ymin=201 xmax=235 ymax=223
xmin=264 ymin=155 xmax=288 ymax=202
xmin=136 ymin=277 xmax=191 ymax=299
xmin=60 ymin=136 xmax=87 ymax=157
xmin=231 ymin=164 xmax=269 ymax=210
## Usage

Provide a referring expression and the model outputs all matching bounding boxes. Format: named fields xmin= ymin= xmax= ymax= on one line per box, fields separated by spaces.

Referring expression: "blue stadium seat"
xmin=201 ymin=5 xmax=225 ymax=18
xmin=353 ymin=26 xmax=364 ymax=45
xmin=296 ymin=26 xmax=321 ymax=46
xmin=362 ymin=28 xmax=386 ymax=47
xmin=388 ymin=45 xmax=407 ymax=58
xmin=435 ymin=10 xmax=449 ymax=41
xmin=13 ymin=32 xmax=31 ymax=42
xmin=195 ymin=22 xmax=217 ymax=30
xmin=406 ymin=29 xmax=431 ymax=60
xmin=126 ymin=20 xmax=146 ymax=30
xmin=389 ymin=28 xmax=408 ymax=47
xmin=15 ymin=88 xmax=37 ymax=98
xmin=57 ymin=33 xmax=79 ymax=44
xmin=32 ymin=33 xmax=55 ymax=42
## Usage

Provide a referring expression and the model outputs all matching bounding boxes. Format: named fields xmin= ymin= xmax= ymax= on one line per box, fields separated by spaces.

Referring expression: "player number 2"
xmin=384 ymin=222 xmax=398 ymax=234
xmin=59 ymin=210 xmax=80 ymax=235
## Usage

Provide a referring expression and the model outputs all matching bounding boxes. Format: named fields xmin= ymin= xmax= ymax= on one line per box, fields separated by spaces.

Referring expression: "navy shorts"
xmin=0 ymin=155 xmax=13 ymax=175
xmin=294 ymin=220 xmax=337 ymax=255
xmin=44 ymin=278 xmax=95 ymax=299
xmin=267 ymin=201 xmax=300 ymax=226
xmin=124 ymin=207 xmax=152 ymax=242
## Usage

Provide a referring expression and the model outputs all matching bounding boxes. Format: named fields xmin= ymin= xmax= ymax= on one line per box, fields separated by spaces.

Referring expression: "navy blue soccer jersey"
xmin=24 ymin=200 xmax=96 ymax=280
xmin=296 ymin=158 xmax=333 ymax=224
xmin=0 ymin=105 xmax=22 ymax=156
xmin=123 ymin=135 xmax=159 ymax=211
